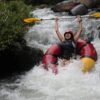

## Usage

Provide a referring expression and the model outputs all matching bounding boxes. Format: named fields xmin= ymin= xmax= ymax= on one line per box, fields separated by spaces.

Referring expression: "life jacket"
xmin=59 ymin=39 xmax=76 ymax=59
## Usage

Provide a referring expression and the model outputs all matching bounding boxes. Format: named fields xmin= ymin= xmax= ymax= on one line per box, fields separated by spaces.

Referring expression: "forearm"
xmin=78 ymin=21 xmax=83 ymax=32
xmin=55 ymin=20 xmax=64 ymax=41
xmin=74 ymin=19 xmax=83 ymax=41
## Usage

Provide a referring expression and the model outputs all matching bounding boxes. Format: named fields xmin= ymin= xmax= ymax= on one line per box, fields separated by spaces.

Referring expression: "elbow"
xmin=55 ymin=30 xmax=59 ymax=33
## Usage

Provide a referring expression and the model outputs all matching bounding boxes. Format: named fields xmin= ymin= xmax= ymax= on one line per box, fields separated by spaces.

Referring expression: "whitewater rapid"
xmin=0 ymin=8 xmax=100 ymax=100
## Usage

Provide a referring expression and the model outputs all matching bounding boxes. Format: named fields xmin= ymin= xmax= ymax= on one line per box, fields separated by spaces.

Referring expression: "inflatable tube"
xmin=77 ymin=39 xmax=97 ymax=72
xmin=77 ymin=39 xmax=97 ymax=61
xmin=81 ymin=57 xmax=95 ymax=73
xmin=70 ymin=4 xmax=88 ymax=15
xmin=42 ymin=44 xmax=61 ymax=74
xmin=42 ymin=39 xmax=97 ymax=73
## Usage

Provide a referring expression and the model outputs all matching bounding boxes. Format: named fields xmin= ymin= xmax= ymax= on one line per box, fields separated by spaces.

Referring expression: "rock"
xmin=36 ymin=4 xmax=48 ymax=9
xmin=0 ymin=39 xmax=44 ymax=78
xmin=51 ymin=1 xmax=79 ymax=12
xmin=70 ymin=4 xmax=88 ymax=15
xmin=79 ymin=0 xmax=100 ymax=8
xmin=25 ymin=0 xmax=64 ymax=5
xmin=95 ymin=5 xmax=100 ymax=11
xmin=97 ymin=25 xmax=100 ymax=38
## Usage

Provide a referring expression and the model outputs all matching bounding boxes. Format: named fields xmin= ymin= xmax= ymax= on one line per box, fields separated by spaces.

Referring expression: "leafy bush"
xmin=0 ymin=1 xmax=32 ymax=51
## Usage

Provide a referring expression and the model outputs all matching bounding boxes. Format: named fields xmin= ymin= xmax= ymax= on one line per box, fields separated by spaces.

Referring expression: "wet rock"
xmin=97 ymin=26 xmax=100 ymax=39
xmin=70 ymin=4 xmax=88 ymax=15
xmin=0 ymin=38 xmax=44 ymax=78
xmin=79 ymin=0 xmax=100 ymax=8
xmin=25 ymin=0 xmax=64 ymax=5
xmin=36 ymin=4 xmax=48 ymax=9
xmin=51 ymin=1 xmax=79 ymax=12
xmin=95 ymin=5 xmax=100 ymax=11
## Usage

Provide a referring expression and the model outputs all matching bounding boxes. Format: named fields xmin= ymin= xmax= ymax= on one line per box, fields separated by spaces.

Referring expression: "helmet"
xmin=64 ymin=30 xmax=74 ymax=40
xmin=64 ymin=31 xmax=73 ymax=36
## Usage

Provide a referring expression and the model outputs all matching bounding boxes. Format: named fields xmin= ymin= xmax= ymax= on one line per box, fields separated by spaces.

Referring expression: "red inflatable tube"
xmin=42 ymin=39 xmax=97 ymax=74
xmin=42 ymin=55 xmax=58 ymax=69
xmin=42 ymin=44 xmax=61 ymax=74
xmin=76 ymin=39 xmax=97 ymax=61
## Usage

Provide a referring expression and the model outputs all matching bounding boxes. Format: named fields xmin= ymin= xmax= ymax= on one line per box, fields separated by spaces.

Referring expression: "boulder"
xmin=79 ymin=0 xmax=100 ymax=8
xmin=97 ymin=26 xmax=100 ymax=38
xmin=70 ymin=4 xmax=88 ymax=15
xmin=0 ymin=39 xmax=44 ymax=78
xmin=36 ymin=4 xmax=48 ymax=9
xmin=95 ymin=5 xmax=100 ymax=11
xmin=51 ymin=1 xmax=79 ymax=12
xmin=25 ymin=0 xmax=64 ymax=5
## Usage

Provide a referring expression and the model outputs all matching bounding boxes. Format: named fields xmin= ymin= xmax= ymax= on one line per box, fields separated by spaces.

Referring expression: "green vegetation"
xmin=0 ymin=0 xmax=32 ymax=51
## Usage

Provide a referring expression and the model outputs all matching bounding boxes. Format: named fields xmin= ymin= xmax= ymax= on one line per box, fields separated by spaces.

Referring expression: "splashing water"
xmin=0 ymin=8 xmax=100 ymax=100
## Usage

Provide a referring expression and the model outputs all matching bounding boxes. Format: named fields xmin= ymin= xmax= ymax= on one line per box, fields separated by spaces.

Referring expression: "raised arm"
xmin=55 ymin=17 xmax=64 ymax=42
xmin=74 ymin=16 xmax=83 ymax=41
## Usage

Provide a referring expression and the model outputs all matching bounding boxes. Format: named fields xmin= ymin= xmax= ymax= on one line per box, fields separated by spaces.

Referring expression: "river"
xmin=0 ymin=8 xmax=100 ymax=100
